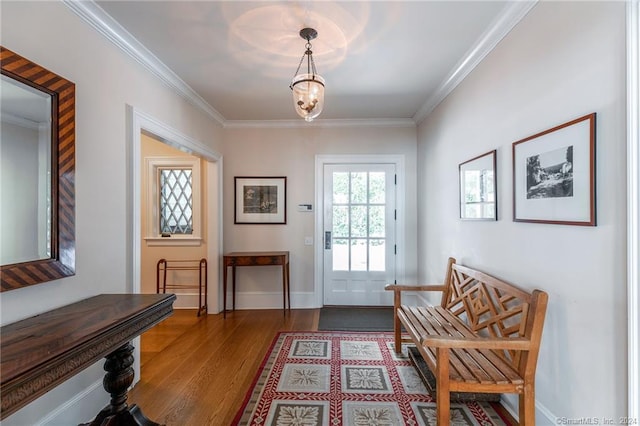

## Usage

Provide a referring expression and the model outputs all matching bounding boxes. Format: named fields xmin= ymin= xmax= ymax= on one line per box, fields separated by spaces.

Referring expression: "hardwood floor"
xmin=130 ymin=308 xmax=516 ymax=425
xmin=130 ymin=308 xmax=319 ymax=425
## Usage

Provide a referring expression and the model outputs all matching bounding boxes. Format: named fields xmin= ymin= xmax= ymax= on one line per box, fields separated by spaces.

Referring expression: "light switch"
xmin=304 ymin=237 xmax=313 ymax=246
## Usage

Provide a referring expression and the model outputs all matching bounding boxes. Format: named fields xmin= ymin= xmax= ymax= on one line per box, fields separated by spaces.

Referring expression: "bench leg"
xmin=394 ymin=315 xmax=403 ymax=354
xmin=519 ymin=383 xmax=535 ymax=425
xmin=436 ymin=347 xmax=451 ymax=426
xmin=393 ymin=293 xmax=402 ymax=354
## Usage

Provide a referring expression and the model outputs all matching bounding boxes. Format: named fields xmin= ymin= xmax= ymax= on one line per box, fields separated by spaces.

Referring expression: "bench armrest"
xmin=421 ymin=335 xmax=532 ymax=350
xmin=384 ymin=284 xmax=446 ymax=292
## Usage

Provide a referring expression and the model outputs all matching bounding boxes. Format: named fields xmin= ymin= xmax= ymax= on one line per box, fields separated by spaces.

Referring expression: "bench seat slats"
xmin=406 ymin=307 xmax=487 ymax=383
xmin=399 ymin=305 xmax=524 ymax=386
xmin=427 ymin=307 xmax=512 ymax=385
xmin=402 ymin=306 xmax=521 ymax=385
xmin=431 ymin=307 xmax=523 ymax=383
xmin=407 ymin=308 xmax=478 ymax=382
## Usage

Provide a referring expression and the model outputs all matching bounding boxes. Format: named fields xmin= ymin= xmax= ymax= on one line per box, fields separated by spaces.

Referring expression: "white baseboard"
xmin=168 ymin=292 xmax=206 ymax=309
xmin=37 ymin=379 xmax=105 ymax=425
xmin=501 ymin=394 xmax=556 ymax=425
xmin=535 ymin=400 xmax=558 ymax=425
xmin=224 ymin=291 xmax=318 ymax=310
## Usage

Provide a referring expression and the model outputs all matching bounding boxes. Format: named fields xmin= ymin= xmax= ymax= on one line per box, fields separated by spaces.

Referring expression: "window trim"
xmin=144 ymin=157 xmax=202 ymax=246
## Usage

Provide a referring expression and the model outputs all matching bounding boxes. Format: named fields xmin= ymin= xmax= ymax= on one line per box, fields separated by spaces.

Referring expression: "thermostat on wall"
xmin=297 ymin=204 xmax=313 ymax=212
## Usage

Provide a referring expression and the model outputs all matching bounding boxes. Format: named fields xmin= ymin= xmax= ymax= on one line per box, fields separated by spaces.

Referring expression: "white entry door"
xmin=323 ymin=164 xmax=396 ymax=305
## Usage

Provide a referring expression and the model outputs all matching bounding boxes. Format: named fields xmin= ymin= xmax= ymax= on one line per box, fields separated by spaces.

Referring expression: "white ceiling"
xmin=90 ymin=1 xmax=532 ymax=125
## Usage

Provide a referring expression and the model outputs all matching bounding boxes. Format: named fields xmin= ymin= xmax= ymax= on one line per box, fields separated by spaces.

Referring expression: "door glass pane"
xmin=333 ymin=206 xmax=349 ymax=237
xmin=350 ymin=206 xmax=367 ymax=237
xmin=350 ymin=239 xmax=367 ymax=271
xmin=351 ymin=172 xmax=367 ymax=203
xmin=369 ymin=239 xmax=386 ymax=272
xmin=369 ymin=206 xmax=385 ymax=238
xmin=369 ymin=172 xmax=385 ymax=203
xmin=328 ymin=167 xmax=393 ymax=274
xmin=333 ymin=239 xmax=349 ymax=271
xmin=333 ymin=172 xmax=349 ymax=203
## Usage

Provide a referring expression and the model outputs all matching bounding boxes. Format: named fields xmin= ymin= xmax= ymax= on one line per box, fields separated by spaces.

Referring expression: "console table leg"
xmin=286 ymin=262 xmax=291 ymax=313
xmin=82 ymin=343 xmax=161 ymax=426
xmin=223 ymin=265 xmax=228 ymax=318
xmin=282 ymin=263 xmax=287 ymax=316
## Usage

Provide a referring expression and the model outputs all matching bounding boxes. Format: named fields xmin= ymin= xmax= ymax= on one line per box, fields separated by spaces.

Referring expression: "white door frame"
xmin=126 ymin=105 xmax=223 ymax=383
xmin=627 ymin=0 xmax=639 ymax=418
xmin=315 ymin=154 xmax=406 ymax=308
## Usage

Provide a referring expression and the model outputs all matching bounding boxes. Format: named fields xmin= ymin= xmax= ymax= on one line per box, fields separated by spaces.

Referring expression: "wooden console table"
xmin=0 ymin=293 xmax=176 ymax=424
xmin=223 ymin=251 xmax=290 ymax=318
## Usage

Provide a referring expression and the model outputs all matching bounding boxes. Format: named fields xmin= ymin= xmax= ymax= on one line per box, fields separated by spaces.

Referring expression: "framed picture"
xmin=512 ymin=113 xmax=596 ymax=226
xmin=234 ymin=176 xmax=287 ymax=224
xmin=459 ymin=150 xmax=497 ymax=220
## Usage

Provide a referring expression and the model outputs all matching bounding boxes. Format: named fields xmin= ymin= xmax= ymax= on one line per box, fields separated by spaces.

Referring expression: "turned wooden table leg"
xmin=83 ymin=342 xmax=161 ymax=426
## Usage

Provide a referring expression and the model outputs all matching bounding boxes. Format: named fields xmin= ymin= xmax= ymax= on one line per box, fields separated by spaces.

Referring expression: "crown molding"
xmin=413 ymin=1 xmax=538 ymax=125
xmin=223 ymin=118 xmax=416 ymax=129
xmin=64 ymin=0 xmax=535 ymax=128
xmin=62 ymin=0 xmax=226 ymax=126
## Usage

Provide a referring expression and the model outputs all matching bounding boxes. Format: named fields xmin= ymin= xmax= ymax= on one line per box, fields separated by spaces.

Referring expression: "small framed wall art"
xmin=234 ymin=176 xmax=287 ymax=224
xmin=512 ymin=113 xmax=596 ymax=226
xmin=459 ymin=149 xmax=497 ymax=220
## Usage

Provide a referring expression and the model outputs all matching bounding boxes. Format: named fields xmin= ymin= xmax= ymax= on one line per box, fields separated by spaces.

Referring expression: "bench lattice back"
xmin=441 ymin=263 xmax=533 ymax=369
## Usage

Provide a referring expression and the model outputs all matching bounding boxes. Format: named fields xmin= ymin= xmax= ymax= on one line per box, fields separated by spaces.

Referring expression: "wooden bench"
xmin=385 ymin=257 xmax=548 ymax=425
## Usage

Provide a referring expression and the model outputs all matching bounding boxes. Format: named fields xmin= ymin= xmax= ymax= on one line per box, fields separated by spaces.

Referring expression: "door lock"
xmin=324 ymin=231 xmax=332 ymax=250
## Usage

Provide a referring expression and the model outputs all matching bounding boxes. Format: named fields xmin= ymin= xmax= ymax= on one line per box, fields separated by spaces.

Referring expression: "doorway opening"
xmin=127 ymin=106 xmax=222 ymax=384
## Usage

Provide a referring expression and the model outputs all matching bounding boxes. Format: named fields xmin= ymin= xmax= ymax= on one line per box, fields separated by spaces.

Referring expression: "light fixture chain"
xmin=306 ymin=46 xmax=312 ymax=75
xmin=309 ymin=49 xmax=318 ymax=77
xmin=291 ymin=50 xmax=308 ymax=86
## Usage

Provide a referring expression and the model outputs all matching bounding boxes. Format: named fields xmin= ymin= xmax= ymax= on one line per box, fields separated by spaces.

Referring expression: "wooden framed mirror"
xmin=1 ymin=46 xmax=75 ymax=291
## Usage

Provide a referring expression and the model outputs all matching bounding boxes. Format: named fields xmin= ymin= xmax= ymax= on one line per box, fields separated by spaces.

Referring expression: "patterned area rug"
xmin=233 ymin=332 xmax=514 ymax=425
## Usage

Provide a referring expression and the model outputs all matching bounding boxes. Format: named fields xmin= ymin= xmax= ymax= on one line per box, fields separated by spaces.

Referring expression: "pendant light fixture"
xmin=290 ymin=27 xmax=325 ymax=122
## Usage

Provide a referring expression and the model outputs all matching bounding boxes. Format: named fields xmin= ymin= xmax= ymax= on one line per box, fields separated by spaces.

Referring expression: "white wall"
xmin=222 ymin=125 xmax=418 ymax=308
xmin=417 ymin=1 xmax=627 ymax=420
xmin=0 ymin=2 xmax=223 ymax=424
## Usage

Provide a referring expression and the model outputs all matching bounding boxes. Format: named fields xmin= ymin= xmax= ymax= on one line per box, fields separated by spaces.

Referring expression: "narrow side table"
xmin=222 ymin=251 xmax=290 ymax=318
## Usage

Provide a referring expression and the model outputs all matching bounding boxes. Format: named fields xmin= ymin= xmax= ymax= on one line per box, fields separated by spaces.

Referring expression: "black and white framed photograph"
xmin=234 ymin=176 xmax=287 ymax=224
xmin=512 ymin=113 xmax=596 ymax=226
xmin=459 ymin=150 xmax=497 ymax=220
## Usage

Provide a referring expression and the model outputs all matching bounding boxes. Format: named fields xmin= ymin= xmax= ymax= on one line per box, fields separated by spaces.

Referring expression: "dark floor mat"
xmin=317 ymin=306 xmax=394 ymax=331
